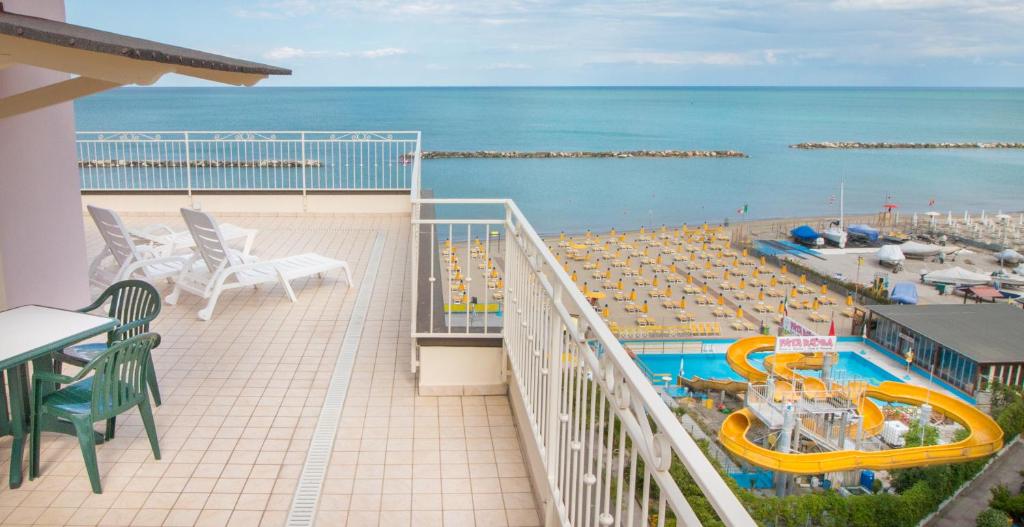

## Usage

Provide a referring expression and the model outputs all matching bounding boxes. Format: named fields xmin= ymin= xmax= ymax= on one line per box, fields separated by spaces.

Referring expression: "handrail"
xmin=75 ymin=130 xmax=421 ymax=193
xmin=410 ymin=197 xmax=755 ymax=526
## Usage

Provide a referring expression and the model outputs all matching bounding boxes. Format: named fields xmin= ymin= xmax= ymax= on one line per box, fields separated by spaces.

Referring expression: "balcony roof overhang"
xmin=0 ymin=5 xmax=291 ymax=119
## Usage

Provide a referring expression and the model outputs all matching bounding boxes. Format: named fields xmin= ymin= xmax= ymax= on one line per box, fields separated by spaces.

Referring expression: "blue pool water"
xmin=637 ymin=351 xmax=901 ymax=385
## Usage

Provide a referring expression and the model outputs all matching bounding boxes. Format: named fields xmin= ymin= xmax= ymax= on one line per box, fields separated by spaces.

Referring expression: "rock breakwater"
xmin=414 ymin=150 xmax=747 ymax=159
xmin=791 ymin=141 xmax=1024 ymax=150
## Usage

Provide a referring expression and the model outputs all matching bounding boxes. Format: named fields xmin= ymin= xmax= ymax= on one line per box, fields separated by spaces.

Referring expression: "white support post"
xmin=184 ymin=131 xmax=193 ymax=203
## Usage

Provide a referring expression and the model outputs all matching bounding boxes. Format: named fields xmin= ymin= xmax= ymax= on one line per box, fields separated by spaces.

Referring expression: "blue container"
xmin=860 ymin=470 xmax=875 ymax=490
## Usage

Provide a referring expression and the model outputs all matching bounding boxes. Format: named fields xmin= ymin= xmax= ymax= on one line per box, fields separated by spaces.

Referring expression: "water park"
xmin=633 ymin=332 xmax=1005 ymax=499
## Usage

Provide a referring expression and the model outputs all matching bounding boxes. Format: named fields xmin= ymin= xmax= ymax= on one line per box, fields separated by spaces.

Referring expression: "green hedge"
xmin=667 ymin=383 xmax=1024 ymax=526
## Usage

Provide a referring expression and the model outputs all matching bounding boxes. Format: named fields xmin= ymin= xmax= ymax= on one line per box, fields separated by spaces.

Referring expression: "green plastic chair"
xmin=55 ymin=279 xmax=162 ymax=406
xmin=30 ymin=333 xmax=162 ymax=493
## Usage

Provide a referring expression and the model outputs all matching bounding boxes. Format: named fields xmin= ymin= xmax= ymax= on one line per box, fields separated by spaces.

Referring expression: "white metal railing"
xmin=76 ymin=131 xmax=420 ymax=193
xmin=410 ymin=197 xmax=755 ymax=526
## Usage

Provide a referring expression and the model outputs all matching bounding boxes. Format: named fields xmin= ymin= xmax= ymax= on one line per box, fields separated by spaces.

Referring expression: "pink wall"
xmin=0 ymin=0 xmax=91 ymax=309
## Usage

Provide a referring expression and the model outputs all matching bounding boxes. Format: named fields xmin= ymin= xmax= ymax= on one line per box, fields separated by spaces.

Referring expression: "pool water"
xmin=637 ymin=352 xmax=901 ymax=386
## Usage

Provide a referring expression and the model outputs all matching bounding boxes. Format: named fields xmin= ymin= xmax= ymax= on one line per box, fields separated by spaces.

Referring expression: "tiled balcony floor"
xmin=0 ymin=212 xmax=539 ymax=527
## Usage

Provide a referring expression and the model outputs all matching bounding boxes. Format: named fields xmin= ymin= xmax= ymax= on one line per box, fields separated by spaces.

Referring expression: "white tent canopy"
xmin=900 ymin=241 xmax=943 ymax=258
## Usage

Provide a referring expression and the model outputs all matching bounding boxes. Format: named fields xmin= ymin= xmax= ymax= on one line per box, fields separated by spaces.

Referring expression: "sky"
xmin=66 ymin=0 xmax=1024 ymax=86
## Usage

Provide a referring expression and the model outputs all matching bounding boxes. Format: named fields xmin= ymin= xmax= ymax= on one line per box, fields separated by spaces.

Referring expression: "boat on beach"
xmin=900 ymin=241 xmax=944 ymax=259
xmin=847 ymin=224 xmax=880 ymax=244
xmin=821 ymin=182 xmax=847 ymax=248
xmin=790 ymin=225 xmax=824 ymax=247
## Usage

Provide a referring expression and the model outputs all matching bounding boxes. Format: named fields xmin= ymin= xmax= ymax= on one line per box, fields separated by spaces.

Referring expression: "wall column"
xmin=0 ymin=0 xmax=90 ymax=310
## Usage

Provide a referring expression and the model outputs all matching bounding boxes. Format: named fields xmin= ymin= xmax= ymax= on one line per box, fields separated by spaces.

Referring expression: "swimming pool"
xmin=636 ymin=351 xmax=902 ymax=386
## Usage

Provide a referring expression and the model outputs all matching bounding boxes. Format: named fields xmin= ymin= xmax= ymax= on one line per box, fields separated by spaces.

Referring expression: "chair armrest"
xmin=33 ymin=370 xmax=77 ymax=385
xmin=77 ymin=294 xmax=109 ymax=314
xmin=112 ymin=320 xmax=159 ymax=344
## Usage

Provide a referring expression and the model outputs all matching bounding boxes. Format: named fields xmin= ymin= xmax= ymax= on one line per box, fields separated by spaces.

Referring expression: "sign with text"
xmin=776 ymin=335 xmax=837 ymax=353
xmin=781 ymin=316 xmax=815 ymax=337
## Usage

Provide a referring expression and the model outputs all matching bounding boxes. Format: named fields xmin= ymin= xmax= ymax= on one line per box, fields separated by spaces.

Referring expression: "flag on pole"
xmin=928 ymin=198 xmax=936 ymax=207
xmin=736 ymin=204 xmax=748 ymax=215
xmin=828 ymin=318 xmax=836 ymax=337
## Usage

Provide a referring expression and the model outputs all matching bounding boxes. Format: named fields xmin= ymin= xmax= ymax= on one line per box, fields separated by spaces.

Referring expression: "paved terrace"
xmin=0 ymin=212 xmax=539 ymax=527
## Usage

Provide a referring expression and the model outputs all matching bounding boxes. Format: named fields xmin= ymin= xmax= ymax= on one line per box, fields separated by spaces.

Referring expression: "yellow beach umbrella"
xmin=610 ymin=228 xmax=617 ymax=237
xmin=742 ymin=249 xmax=749 ymax=258
xmin=560 ymin=232 xmax=566 ymax=241
xmin=602 ymin=305 xmax=610 ymax=318
xmin=461 ymin=293 xmax=469 ymax=304
xmin=739 ymin=278 xmax=746 ymax=289
xmin=724 ymin=270 xmax=731 ymax=280
xmin=686 ymin=273 xmax=694 ymax=285
xmin=582 ymin=282 xmax=589 ymax=294
xmin=666 ymin=285 xmax=673 ymax=297
xmin=703 ymin=283 xmax=709 ymax=294
xmin=497 ymin=279 xmax=503 ymax=289
xmin=690 ymin=252 xmax=697 ymax=262
xmin=617 ymin=278 xmax=624 ymax=290
xmin=571 ymin=270 xmax=578 ymax=283
xmin=736 ymin=306 xmax=744 ymax=319
xmin=753 ymin=268 xmax=760 ymax=278
xmin=790 ymin=288 xmax=797 ymax=299
xmin=652 ymin=275 xmax=660 ymax=287
xmin=679 ymin=297 xmax=687 ymax=310
xmin=846 ymin=294 xmax=854 ymax=306
xmin=641 ymin=300 xmax=649 ymax=314
xmin=670 ymin=263 xmax=677 ymax=274
xmin=800 ymin=274 xmax=807 ymax=285
xmin=629 ymin=289 xmax=637 ymax=301
xmin=781 ymin=264 xmax=788 ymax=274
xmin=820 ymin=283 xmax=828 ymax=295
xmin=812 ymin=298 xmax=820 ymax=311
xmin=704 ymin=260 xmax=712 ymax=270
xmin=758 ymin=289 xmax=765 ymax=301
xmin=760 ymin=256 xmax=766 ymax=266
xmin=770 ymin=276 xmax=778 ymax=287
xmin=657 ymin=254 xmax=663 ymax=265
xmin=778 ymin=302 xmax=786 ymax=314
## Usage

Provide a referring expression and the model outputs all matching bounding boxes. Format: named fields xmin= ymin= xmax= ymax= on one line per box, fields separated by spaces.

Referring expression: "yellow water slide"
xmin=718 ymin=336 xmax=1004 ymax=474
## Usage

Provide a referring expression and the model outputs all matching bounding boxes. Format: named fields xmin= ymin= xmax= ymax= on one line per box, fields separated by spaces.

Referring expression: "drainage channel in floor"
xmin=286 ymin=231 xmax=385 ymax=527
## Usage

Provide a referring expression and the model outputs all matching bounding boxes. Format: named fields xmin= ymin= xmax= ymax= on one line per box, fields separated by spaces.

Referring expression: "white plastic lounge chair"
xmin=130 ymin=221 xmax=258 ymax=257
xmin=166 ymin=208 xmax=353 ymax=320
xmin=87 ymin=205 xmax=193 ymax=288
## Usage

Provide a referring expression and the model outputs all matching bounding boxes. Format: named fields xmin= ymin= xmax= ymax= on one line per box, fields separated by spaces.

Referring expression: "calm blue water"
xmin=74 ymin=87 xmax=1024 ymax=233
xmin=637 ymin=351 xmax=901 ymax=385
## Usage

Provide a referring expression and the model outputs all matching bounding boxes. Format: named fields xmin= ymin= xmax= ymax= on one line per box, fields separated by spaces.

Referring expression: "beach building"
xmin=866 ymin=303 xmax=1024 ymax=395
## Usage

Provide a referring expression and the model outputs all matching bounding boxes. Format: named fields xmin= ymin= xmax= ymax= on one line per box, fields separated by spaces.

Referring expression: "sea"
xmin=74 ymin=87 xmax=1024 ymax=234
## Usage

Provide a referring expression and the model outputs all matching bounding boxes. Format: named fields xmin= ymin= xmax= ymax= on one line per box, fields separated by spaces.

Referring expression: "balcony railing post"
xmin=300 ymin=132 xmax=308 ymax=200
xmin=183 ymin=131 xmax=192 ymax=201
xmin=545 ymin=277 xmax=564 ymax=484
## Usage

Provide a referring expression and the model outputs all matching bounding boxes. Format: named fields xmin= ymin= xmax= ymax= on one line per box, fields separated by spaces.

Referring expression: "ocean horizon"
xmin=75 ymin=86 xmax=1024 ymax=233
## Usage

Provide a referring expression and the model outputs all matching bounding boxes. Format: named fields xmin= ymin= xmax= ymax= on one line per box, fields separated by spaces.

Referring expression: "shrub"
xmin=989 ymin=484 xmax=1024 ymax=523
xmin=976 ymin=508 xmax=1011 ymax=527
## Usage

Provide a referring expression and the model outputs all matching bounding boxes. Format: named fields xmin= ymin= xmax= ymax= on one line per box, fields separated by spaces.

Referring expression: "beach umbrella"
xmin=846 ymin=295 xmax=854 ymax=306
xmin=724 ymin=270 xmax=731 ymax=280
xmin=679 ymin=297 xmax=686 ymax=310
xmin=812 ymin=298 xmax=820 ymax=311
xmin=790 ymin=288 xmax=798 ymax=299
xmin=759 ymin=289 xmax=766 ymax=301
xmin=912 ymin=212 xmax=918 ymax=226
xmin=617 ymin=278 xmax=624 ymax=290
xmin=760 ymin=256 xmax=766 ymax=266
xmin=800 ymin=274 xmax=807 ymax=285
xmin=947 ymin=211 xmax=953 ymax=225
xmin=770 ymin=276 xmax=778 ymax=287
xmin=718 ymin=295 xmax=725 ymax=306
xmin=629 ymin=289 xmax=637 ymax=301
xmin=778 ymin=302 xmax=786 ymax=314
xmin=666 ymin=285 xmax=673 ymax=297
xmin=736 ymin=306 xmax=744 ymax=319
xmin=702 ymin=283 xmax=709 ymax=294
xmin=686 ymin=273 xmax=693 ymax=285
xmin=781 ymin=264 xmax=788 ymax=274
xmin=739 ymin=278 xmax=747 ymax=289
xmin=653 ymin=275 xmax=660 ymax=287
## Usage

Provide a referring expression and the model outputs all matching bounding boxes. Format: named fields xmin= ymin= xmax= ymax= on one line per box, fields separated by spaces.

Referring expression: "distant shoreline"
xmin=792 ymin=141 xmax=1024 ymax=149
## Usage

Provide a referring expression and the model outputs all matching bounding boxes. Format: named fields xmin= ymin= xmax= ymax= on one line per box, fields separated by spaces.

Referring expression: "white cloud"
xmin=263 ymin=47 xmax=409 ymax=60
xmin=589 ymin=51 xmax=762 ymax=66
xmin=482 ymin=62 xmax=534 ymax=70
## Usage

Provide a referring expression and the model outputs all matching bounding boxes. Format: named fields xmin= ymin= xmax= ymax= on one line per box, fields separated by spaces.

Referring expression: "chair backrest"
xmin=91 ymin=280 xmax=162 ymax=345
xmin=83 ymin=332 xmax=159 ymax=419
xmin=180 ymin=208 xmax=236 ymax=273
xmin=88 ymin=205 xmax=140 ymax=268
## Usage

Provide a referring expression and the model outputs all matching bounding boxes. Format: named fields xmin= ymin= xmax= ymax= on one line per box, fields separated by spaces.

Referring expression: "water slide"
xmin=718 ymin=336 xmax=1004 ymax=474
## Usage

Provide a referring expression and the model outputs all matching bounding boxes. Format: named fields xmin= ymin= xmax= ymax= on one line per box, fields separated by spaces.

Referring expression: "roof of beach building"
xmin=870 ymin=303 xmax=1024 ymax=364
